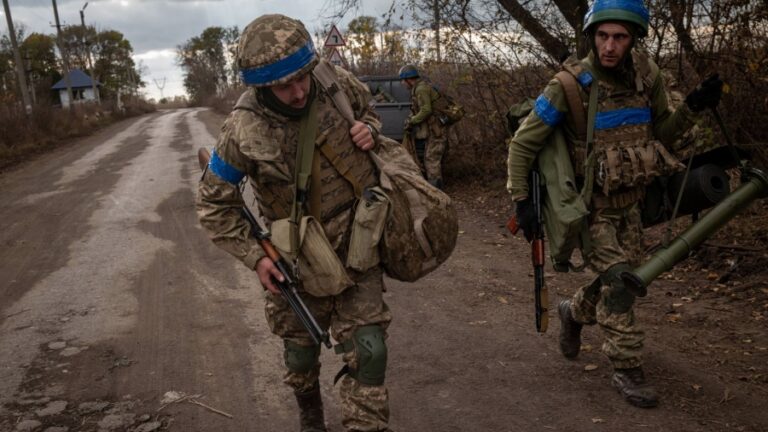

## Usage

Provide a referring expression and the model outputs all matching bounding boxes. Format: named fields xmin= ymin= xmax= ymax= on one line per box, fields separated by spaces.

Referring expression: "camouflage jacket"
xmin=409 ymin=79 xmax=444 ymax=139
xmin=506 ymin=50 xmax=699 ymax=200
xmin=196 ymin=63 xmax=382 ymax=270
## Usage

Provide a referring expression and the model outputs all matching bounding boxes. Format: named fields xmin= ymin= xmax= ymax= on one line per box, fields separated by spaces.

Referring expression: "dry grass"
xmin=0 ymin=96 xmax=155 ymax=171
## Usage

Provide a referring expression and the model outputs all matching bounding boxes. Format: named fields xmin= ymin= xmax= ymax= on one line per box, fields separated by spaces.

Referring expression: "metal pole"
xmin=52 ymin=0 xmax=74 ymax=109
xmin=80 ymin=2 xmax=99 ymax=104
xmin=3 ymin=0 xmax=33 ymax=114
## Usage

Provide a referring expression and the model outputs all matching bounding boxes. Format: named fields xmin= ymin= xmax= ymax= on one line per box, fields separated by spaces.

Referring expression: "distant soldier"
xmin=399 ymin=64 xmax=448 ymax=189
xmin=507 ymin=0 xmax=723 ymax=408
xmin=197 ymin=14 xmax=394 ymax=432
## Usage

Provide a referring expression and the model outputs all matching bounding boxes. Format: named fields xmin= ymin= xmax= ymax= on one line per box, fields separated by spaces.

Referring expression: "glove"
xmin=514 ymin=198 xmax=536 ymax=242
xmin=685 ymin=74 xmax=723 ymax=112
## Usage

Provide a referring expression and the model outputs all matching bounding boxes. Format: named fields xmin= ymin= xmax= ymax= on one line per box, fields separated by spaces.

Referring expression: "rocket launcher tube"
xmin=621 ymin=167 xmax=768 ymax=297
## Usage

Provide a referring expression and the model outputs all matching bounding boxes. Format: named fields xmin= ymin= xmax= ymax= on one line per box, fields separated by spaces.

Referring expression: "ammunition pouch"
xmin=595 ymin=141 xmax=684 ymax=196
xmin=346 ymin=186 xmax=390 ymax=272
xmin=271 ymin=216 xmax=353 ymax=297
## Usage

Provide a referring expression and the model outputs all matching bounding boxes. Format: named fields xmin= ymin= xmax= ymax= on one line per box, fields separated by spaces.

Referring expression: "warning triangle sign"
xmin=327 ymin=48 xmax=347 ymax=68
xmin=324 ymin=25 xmax=346 ymax=47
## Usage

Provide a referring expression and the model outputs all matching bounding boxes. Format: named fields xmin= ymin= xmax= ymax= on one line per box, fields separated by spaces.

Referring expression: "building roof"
xmin=51 ymin=69 xmax=102 ymax=90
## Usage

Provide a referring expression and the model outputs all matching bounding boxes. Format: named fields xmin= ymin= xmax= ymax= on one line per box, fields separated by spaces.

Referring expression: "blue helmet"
xmin=398 ymin=64 xmax=419 ymax=80
xmin=583 ymin=0 xmax=650 ymax=37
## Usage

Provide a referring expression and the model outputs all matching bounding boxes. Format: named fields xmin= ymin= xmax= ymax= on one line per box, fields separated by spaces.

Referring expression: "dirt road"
xmin=0 ymin=109 xmax=766 ymax=432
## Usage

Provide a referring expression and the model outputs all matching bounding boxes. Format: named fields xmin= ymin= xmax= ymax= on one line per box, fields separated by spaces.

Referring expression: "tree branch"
xmin=496 ymin=0 xmax=570 ymax=61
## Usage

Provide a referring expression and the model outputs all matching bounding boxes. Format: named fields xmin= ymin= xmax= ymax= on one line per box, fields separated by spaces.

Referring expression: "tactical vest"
xmin=562 ymin=51 xmax=683 ymax=208
xmin=234 ymin=86 xmax=378 ymax=249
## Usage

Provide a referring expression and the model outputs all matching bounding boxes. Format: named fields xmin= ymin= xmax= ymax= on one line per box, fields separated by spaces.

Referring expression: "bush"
xmin=0 ymin=95 xmax=154 ymax=171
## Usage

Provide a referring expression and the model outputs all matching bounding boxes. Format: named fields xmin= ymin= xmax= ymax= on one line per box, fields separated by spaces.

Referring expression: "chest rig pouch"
xmin=591 ymin=63 xmax=684 ymax=197
xmin=271 ymin=99 xmax=354 ymax=297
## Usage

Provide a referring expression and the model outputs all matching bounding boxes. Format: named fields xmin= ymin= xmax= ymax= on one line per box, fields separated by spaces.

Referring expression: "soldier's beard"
xmin=259 ymin=80 xmax=317 ymax=118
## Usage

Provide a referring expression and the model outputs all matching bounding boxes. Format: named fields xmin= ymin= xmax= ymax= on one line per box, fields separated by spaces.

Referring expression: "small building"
xmin=51 ymin=69 xmax=101 ymax=108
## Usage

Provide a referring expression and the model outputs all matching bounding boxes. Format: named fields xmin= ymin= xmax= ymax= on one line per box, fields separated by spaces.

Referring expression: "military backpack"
xmin=313 ymin=60 xmax=459 ymax=281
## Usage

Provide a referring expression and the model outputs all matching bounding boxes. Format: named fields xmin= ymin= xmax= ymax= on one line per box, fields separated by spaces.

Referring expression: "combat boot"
xmin=611 ymin=367 xmax=659 ymax=408
xmin=295 ymin=382 xmax=327 ymax=432
xmin=558 ymin=300 xmax=582 ymax=359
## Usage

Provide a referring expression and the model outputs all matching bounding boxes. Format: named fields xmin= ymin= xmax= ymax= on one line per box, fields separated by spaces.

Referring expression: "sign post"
xmin=323 ymin=25 xmax=347 ymax=68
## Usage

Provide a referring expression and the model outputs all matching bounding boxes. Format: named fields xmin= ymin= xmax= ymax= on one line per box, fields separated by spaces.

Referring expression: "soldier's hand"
xmin=403 ymin=118 xmax=413 ymax=131
xmin=350 ymin=121 xmax=375 ymax=151
xmin=255 ymin=257 xmax=283 ymax=295
xmin=514 ymin=197 xmax=536 ymax=242
xmin=685 ymin=74 xmax=724 ymax=112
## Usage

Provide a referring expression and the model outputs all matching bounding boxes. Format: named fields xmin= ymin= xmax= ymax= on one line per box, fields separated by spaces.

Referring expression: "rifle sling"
xmin=289 ymin=99 xmax=319 ymax=254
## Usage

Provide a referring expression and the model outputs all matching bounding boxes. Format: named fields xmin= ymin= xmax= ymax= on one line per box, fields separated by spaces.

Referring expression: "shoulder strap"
xmin=288 ymin=100 xmax=318 ymax=253
xmin=554 ymin=70 xmax=587 ymax=142
xmin=312 ymin=60 xmax=356 ymax=126
xmin=311 ymin=60 xmax=366 ymax=197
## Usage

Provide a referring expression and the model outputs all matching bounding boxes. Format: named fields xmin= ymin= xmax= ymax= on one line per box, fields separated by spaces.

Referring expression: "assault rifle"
xmin=197 ymin=148 xmax=331 ymax=348
xmin=507 ymin=170 xmax=548 ymax=333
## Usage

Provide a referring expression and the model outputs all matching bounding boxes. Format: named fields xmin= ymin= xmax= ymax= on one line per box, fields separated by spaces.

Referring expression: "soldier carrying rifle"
xmin=197 ymin=14 xmax=394 ymax=432
xmin=507 ymin=0 xmax=723 ymax=408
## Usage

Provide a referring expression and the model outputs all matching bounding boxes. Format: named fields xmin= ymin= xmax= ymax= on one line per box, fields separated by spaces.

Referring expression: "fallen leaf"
xmin=692 ymin=384 xmax=702 ymax=391
xmin=582 ymin=344 xmax=593 ymax=353
xmin=591 ymin=418 xmax=605 ymax=424
xmin=584 ymin=364 xmax=599 ymax=371
xmin=707 ymin=272 xmax=719 ymax=281
xmin=497 ymin=296 xmax=508 ymax=304
xmin=681 ymin=296 xmax=694 ymax=302
xmin=666 ymin=313 xmax=682 ymax=323
xmin=468 ymin=320 xmax=488 ymax=325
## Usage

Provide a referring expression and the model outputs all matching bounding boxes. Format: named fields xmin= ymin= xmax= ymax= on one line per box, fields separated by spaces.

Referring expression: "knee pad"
xmin=601 ymin=263 xmax=636 ymax=314
xmin=283 ymin=340 xmax=320 ymax=374
xmin=351 ymin=325 xmax=387 ymax=386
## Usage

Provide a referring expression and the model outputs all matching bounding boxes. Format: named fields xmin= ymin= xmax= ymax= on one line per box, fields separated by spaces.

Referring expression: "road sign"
xmin=327 ymin=48 xmax=347 ymax=68
xmin=324 ymin=25 xmax=346 ymax=47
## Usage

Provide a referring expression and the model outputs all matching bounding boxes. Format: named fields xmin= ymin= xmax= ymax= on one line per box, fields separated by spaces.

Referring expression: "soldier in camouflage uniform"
xmin=399 ymin=64 xmax=448 ymax=189
xmin=196 ymin=14 xmax=394 ymax=432
xmin=507 ymin=0 xmax=723 ymax=408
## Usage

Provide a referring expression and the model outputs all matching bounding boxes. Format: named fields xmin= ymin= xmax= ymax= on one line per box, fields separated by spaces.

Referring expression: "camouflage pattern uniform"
xmin=408 ymin=79 xmax=447 ymax=184
xmin=197 ymin=14 xmax=392 ymax=431
xmin=507 ymin=50 xmax=699 ymax=369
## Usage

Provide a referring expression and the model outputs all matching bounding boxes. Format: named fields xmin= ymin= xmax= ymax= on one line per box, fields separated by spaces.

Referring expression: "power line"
xmin=153 ymin=77 xmax=166 ymax=99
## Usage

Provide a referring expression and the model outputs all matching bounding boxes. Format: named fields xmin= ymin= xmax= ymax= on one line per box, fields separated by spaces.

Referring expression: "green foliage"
xmin=93 ymin=30 xmax=142 ymax=98
xmin=347 ymin=16 xmax=379 ymax=68
xmin=177 ymin=26 xmax=240 ymax=105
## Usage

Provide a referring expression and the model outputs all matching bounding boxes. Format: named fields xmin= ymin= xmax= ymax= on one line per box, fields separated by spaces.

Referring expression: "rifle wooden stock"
xmin=197 ymin=148 xmax=331 ymax=348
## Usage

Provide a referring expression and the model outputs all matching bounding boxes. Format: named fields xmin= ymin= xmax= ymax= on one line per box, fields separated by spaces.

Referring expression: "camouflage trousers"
xmin=415 ymin=135 xmax=447 ymax=183
xmin=265 ymin=266 xmax=392 ymax=432
xmin=569 ymin=202 xmax=645 ymax=369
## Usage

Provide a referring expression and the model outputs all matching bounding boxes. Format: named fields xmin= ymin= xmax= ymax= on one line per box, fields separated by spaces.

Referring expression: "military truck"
xmin=359 ymin=75 xmax=411 ymax=141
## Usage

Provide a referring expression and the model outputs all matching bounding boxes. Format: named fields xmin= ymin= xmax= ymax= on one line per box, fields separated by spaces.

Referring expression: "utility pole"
xmin=52 ymin=0 xmax=74 ymax=109
xmin=3 ymin=0 xmax=33 ymax=114
xmin=153 ymin=77 xmax=166 ymax=100
xmin=80 ymin=2 xmax=99 ymax=104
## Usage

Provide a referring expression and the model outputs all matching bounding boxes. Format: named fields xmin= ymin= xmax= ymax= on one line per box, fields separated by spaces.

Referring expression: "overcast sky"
xmin=4 ymin=0 xmax=399 ymax=100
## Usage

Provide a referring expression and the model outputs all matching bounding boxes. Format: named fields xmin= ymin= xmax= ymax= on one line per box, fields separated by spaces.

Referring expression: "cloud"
xmin=9 ymin=0 xmax=399 ymax=100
